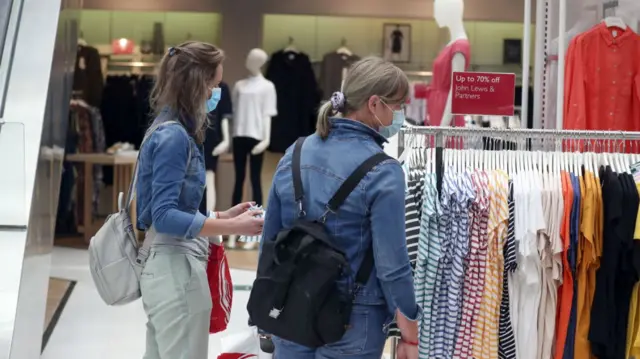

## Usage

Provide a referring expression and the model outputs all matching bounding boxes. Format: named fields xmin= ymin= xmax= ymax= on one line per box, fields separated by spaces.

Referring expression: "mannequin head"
xmin=434 ymin=0 xmax=464 ymax=29
xmin=246 ymin=48 xmax=268 ymax=75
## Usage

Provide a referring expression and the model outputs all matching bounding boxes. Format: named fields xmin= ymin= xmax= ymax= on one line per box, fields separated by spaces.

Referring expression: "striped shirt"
xmin=431 ymin=171 xmax=475 ymax=357
xmin=415 ymin=173 xmax=441 ymax=358
xmin=431 ymin=170 xmax=456 ymax=357
xmin=388 ymin=174 xmax=425 ymax=338
xmin=498 ymin=180 xmax=517 ymax=359
xmin=455 ymin=170 xmax=490 ymax=358
xmin=473 ymin=170 xmax=509 ymax=359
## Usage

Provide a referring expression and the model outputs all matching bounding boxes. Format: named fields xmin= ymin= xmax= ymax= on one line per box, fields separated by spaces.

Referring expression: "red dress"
xmin=427 ymin=39 xmax=472 ymax=127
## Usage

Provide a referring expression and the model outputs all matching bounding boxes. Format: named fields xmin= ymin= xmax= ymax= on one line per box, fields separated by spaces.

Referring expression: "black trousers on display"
xmin=232 ymin=136 xmax=264 ymax=206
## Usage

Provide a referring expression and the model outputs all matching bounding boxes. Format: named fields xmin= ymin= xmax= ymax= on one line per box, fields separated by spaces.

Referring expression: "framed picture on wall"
xmin=503 ymin=39 xmax=522 ymax=65
xmin=383 ymin=23 xmax=411 ymax=63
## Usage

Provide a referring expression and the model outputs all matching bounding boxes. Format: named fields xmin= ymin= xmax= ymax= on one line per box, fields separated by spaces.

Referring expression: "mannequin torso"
xmin=429 ymin=0 xmax=471 ymax=127
xmin=229 ymin=49 xmax=278 ymax=249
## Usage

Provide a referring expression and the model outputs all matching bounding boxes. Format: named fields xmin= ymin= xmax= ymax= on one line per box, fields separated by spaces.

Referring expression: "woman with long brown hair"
xmin=136 ymin=41 xmax=263 ymax=359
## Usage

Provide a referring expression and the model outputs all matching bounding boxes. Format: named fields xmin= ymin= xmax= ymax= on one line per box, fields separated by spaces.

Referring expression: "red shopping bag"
xmin=217 ymin=327 xmax=260 ymax=359
xmin=207 ymin=243 xmax=233 ymax=334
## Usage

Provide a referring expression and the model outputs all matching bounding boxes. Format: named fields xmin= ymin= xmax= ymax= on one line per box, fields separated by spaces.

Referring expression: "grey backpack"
xmin=88 ymin=121 xmax=191 ymax=306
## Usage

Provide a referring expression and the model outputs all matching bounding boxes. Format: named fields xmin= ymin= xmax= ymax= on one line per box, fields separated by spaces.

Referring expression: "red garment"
xmin=207 ymin=243 xmax=233 ymax=334
xmin=426 ymin=39 xmax=471 ymax=126
xmin=414 ymin=83 xmax=429 ymax=99
xmin=564 ymin=23 xmax=640 ymax=132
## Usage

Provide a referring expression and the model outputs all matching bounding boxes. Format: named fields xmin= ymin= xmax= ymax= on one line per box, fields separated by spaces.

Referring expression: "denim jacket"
xmin=262 ymin=118 xmax=420 ymax=320
xmin=135 ymin=112 xmax=209 ymax=256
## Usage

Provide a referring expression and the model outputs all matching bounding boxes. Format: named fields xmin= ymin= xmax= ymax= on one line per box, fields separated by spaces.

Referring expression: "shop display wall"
xmin=263 ymin=14 xmax=536 ymax=71
xmin=78 ymin=10 xmax=222 ymax=48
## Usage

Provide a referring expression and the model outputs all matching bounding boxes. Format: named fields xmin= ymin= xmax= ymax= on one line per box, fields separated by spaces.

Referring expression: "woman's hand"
xmin=220 ymin=202 xmax=255 ymax=219
xmin=229 ymin=209 xmax=264 ymax=236
xmin=396 ymin=341 xmax=418 ymax=359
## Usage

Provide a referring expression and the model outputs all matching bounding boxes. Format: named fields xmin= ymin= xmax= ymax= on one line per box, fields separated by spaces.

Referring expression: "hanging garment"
xmin=498 ymin=180 xmax=517 ymax=359
xmin=626 ymin=181 xmax=640 ymax=359
xmin=427 ymin=39 xmax=471 ymax=127
xmin=563 ymin=173 xmax=581 ymax=359
xmin=473 ymin=170 xmax=509 ymax=359
xmin=512 ymin=170 xmax=545 ymax=359
xmin=266 ymin=50 xmax=320 ymax=153
xmin=73 ymin=45 xmax=104 ymax=108
xmin=575 ymin=170 xmax=598 ymax=359
xmin=406 ymin=83 xmax=429 ymax=126
xmin=415 ymin=173 xmax=441 ymax=357
xmin=203 ymin=81 xmax=233 ymax=172
xmin=537 ymin=171 xmax=563 ymax=359
xmin=455 ymin=170 xmax=489 ymax=358
xmin=432 ymin=172 xmax=475 ymax=358
xmin=387 ymin=171 xmax=425 ymax=338
xmin=563 ymin=23 xmax=640 ymax=133
xmin=319 ymin=52 xmax=360 ymax=100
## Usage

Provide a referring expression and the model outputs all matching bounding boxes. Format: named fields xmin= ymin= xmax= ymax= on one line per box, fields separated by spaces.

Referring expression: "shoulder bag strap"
xmin=292 ymin=137 xmax=307 ymax=217
xmin=324 ymin=152 xmax=392 ymax=287
xmin=123 ymin=120 xmax=188 ymax=212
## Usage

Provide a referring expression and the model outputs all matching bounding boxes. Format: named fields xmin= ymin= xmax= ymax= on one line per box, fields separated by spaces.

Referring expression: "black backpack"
xmin=247 ymin=137 xmax=391 ymax=348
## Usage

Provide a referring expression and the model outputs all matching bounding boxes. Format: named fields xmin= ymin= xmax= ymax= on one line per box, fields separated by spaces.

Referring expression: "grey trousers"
xmin=140 ymin=251 xmax=212 ymax=359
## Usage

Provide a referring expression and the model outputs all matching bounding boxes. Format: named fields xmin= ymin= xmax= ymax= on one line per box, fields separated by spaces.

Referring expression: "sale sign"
xmin=451 ymin=72 xmax=516 ymax=116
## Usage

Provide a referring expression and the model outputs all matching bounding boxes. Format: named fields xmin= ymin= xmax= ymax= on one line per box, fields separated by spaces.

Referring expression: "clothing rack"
xmin=389 ymin=125 xmax=640 ymax=359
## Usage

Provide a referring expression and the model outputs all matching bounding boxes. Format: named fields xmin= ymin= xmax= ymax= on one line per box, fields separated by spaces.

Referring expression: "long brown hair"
xmin=150 ymin=41 xmax=224 ymax=143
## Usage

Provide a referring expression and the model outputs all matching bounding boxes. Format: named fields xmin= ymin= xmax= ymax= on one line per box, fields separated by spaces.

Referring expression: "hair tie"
xmin=330 ymin=91 xmax=346 ymax=112
xmin=168 ymin=47 xmax=177 ymax=56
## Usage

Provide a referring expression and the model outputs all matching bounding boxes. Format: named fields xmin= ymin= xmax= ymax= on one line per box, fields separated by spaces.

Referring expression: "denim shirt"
xmin=135 ymin=112 xmax=209 ymax=257
xmin=262 ymin=118 xmax=420 ymax=320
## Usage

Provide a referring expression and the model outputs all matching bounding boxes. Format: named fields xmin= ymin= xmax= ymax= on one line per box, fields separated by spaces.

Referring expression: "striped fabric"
xmin=438 ymin=172 xmax=475 ymax=357
xmin=415 ymin=173 xmax=441 ymax=358
xmin=430 ymin=170 xmax=455 ymax=358
xmin=473 ymin=170 xmax=509 ymax=359
xmin=238 ymin=205 xmax=265 ymax=243
xmin=454 ymin=170 xmax=490 ymax=358
xmin=388 ymin=174 xmax=425 ymax=338
xmin=498 ymin=180 xmax=517 ymax=359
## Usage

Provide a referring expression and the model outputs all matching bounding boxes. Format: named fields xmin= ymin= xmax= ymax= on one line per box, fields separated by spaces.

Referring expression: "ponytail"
xmin=315 ymin=101 xmax=335 ymax=140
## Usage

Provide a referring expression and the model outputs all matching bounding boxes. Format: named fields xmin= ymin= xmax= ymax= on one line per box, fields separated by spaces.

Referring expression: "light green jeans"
xmin=140 ymin=250 xmax=212 ymax=359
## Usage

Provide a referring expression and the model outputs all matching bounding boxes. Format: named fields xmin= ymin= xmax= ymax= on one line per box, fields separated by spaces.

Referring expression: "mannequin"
xmin=200 ymin=82 xmax=233 ymax=215
xmin=229 ymin=48 xmax=277 ymax=249
xmin=428 ymin=0 xmax=471 ymax=127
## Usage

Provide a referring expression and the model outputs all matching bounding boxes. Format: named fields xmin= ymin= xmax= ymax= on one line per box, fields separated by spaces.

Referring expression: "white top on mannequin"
xmin=434 ymin=0 xmax=468 ymax=127
xmin=232 ymin=49 xmax=278 ymax=143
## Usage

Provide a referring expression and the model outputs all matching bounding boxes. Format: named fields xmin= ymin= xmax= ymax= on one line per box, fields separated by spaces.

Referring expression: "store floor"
xmin=42 ymin=247 xmax=392 ymax=359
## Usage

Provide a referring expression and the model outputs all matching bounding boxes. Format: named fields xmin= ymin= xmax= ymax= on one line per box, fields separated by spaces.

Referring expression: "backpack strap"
xmin=325 ymin=152 xmax=391 ymax=214
xmin=326 ymin=152 xmax=391 ymax=289
xmin=291 ymin=136 xmax=391 ymax=289
xmin=123 ymin=120 xmax=189 ymax=212
xmin=292 ymin=137 xmax=307 ymax=218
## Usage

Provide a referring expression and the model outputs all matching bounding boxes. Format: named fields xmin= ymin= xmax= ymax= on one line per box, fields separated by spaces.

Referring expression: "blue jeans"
xmin=273 ymin=305 xmax=391 ymax=359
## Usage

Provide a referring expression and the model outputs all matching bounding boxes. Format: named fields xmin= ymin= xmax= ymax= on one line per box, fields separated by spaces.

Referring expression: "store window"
xmin=0 ymin=0 xmax=21 ymax=118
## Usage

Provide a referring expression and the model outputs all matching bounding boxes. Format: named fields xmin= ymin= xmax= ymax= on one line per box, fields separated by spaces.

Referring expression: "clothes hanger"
xmin=397 ymin=129 xmax=415 ymax=165
xmin=336 ymin=38 xmax=353 ymax=56
xmin=284 ymin=37 xmax=299 ymax=53
xmin=602 ymin=16 xmax=627 ymax=33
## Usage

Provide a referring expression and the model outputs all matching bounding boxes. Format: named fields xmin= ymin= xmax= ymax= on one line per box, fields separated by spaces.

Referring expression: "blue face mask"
xmin=375 ymin=104 xmax=405 ymax=138
xmin=206 ymin=87 xmax=222 ymax=113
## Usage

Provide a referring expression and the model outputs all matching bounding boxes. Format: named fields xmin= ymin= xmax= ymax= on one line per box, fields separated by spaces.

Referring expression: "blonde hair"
xmin=316 ymin=56 xmax=409 ymax=139
xmin=150 ymin=41 xmax=225 ymax=143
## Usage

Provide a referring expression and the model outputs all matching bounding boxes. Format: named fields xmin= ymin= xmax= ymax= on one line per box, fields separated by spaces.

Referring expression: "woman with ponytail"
xmin=261 ymin=57 xmax=420 ymax=359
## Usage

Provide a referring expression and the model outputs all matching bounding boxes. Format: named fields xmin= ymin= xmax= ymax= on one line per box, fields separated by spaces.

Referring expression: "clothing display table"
xmin=65 ymin=153 xmax=136 ymax=242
